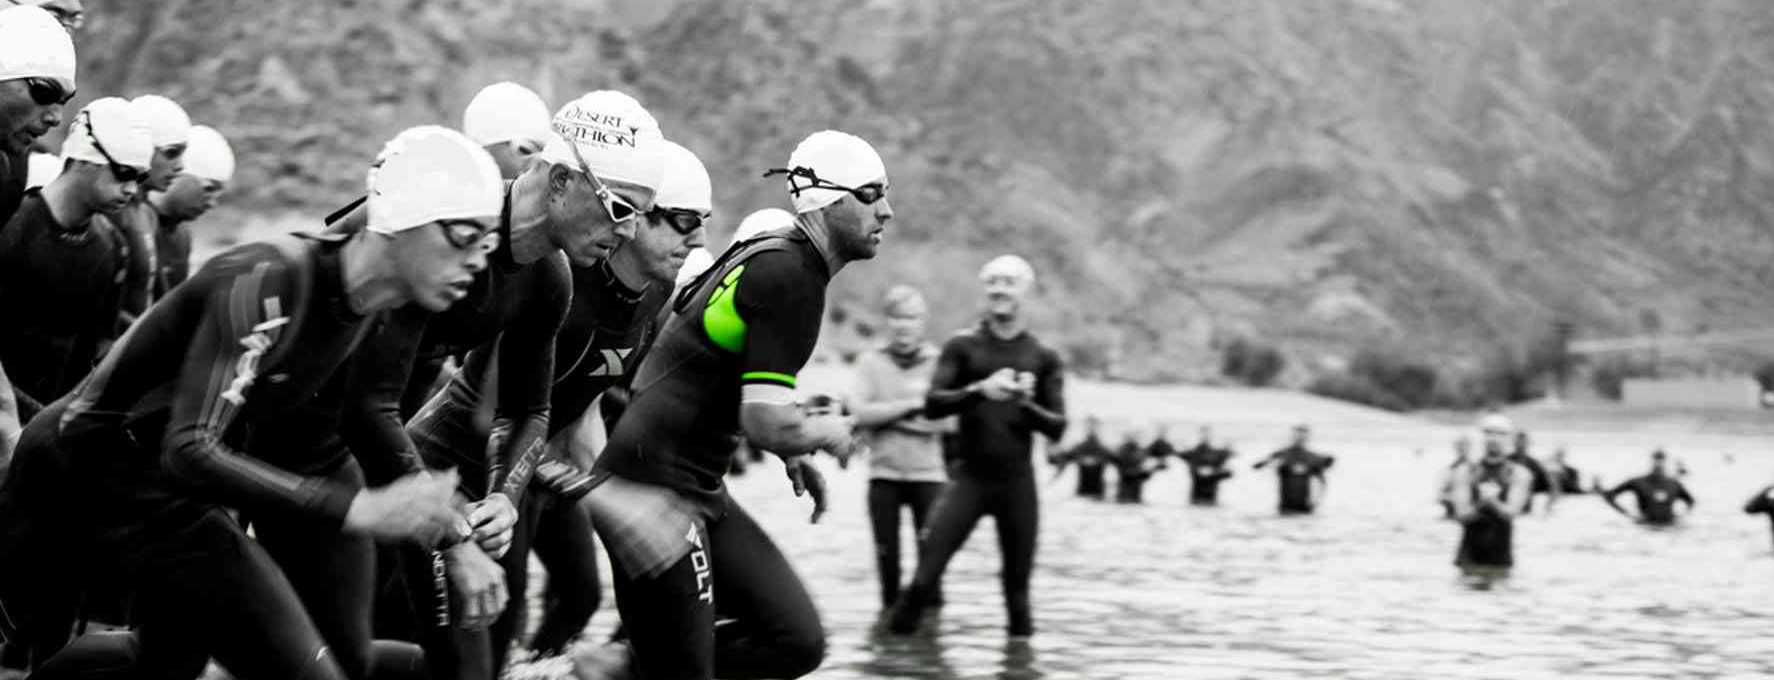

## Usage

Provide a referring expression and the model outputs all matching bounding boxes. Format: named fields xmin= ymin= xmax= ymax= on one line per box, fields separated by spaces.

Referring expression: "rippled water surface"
xmin=512 ymin=386 xmax=1774 ymax=680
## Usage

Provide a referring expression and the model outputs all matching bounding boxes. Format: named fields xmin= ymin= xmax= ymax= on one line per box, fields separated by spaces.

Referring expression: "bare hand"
xmin=783 ymin=455 xmax=829 ymax=524
xmin=444 ymin=542 xmax=508 ymax=629
xmin=345 ymin=469 xmax=470 ymax=549
xmin=978 ymin=369 xmax=1021 ymax=401
xmin=467 ymin=493 xmax=518 ymax=558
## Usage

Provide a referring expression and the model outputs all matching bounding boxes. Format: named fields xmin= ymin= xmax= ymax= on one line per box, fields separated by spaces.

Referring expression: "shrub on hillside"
xmin=1306 ymin=373 xmax=1411 ymax=412
xmin=1589 ymin=357 xmax=1659 ymax=400
xmin=1221 ymin=337 xmax=1287 ymax=387
xmin=1349 ymin=350 xmax=1438 ymax=407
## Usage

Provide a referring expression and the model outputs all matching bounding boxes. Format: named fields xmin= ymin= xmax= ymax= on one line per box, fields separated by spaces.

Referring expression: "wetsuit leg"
xmin=888 ymin=474 xmax=988 ymax=633
xmin=866 ymin=480 xmax=904 ymax=608
xmin=606 ymin=519 xmax=715 ymax=680
xmin=904 ymin=481 xmax=945 ymax=605
xmin=253 ymin=457 xmax=376 ymax=680
xmin=994 ymin=477 xmax=1039 ymax=636
xmin=706 ymin=498 xmax=824 ymax=679
xmin=529 ymin=497 xmax=600 ymax=657
xmin=370 ymin=546 xmax=417 ymax=642
xmin=400 ymin=545 xmax=493 ymax=680
xmin=490 ymin=490 xmax=546 ymax=671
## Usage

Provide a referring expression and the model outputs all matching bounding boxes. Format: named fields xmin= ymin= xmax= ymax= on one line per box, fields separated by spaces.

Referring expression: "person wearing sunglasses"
xmin=0 ymin=5 xmax=77 ymax=227
xmin=0 ymin=97 xmax=149 ymax=429
xmin=105 ymin=94 xmax=191 ymax=336
xmin=573 ymin=130 xmax=890 ymax=680
xmin=482 ymin=139 xmax=711 ymax=668
xmin=323 ymin=90 xmax=660 ymax=680
xmin=886 ymin=254 xmax=1068 ymax=640
xmin=145 ymin=124 xmax=233 ymax=299
xmin=0 ymin=126 xmax=502 ymax=680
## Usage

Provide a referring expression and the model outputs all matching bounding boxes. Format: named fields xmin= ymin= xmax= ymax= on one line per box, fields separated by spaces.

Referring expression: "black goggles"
xmin=763 ymin=167 xmax=888 ymax=205
xmin=436 ymin=219 xmax=499 ymax=253
xmin=79 ymin=110 xmax=146 ymax=184
xmin=649 ymin=207 xmax=710 ymax=235
xmin=25 ymin=77 xmax=75 ymax=106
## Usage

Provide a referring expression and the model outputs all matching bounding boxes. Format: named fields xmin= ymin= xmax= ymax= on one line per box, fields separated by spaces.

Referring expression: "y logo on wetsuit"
xmin=686 ymin=524 xmax=713 ymax=604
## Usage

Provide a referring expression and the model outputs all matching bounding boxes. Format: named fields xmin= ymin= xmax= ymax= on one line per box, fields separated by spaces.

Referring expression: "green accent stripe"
xmin=703 ymin=264 xmax=748 ymax=353
xmin=742 ymin=371 xmax=798 ymax=387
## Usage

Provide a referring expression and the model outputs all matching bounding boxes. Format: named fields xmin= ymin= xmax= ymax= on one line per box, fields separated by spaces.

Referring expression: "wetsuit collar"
xmin=598 ymin=256 xmax=646 ymax=304
xmin=978 ymin=318 xmax=1028 ymax=342
xmin=314 ymin=237 xmax=366 ymax=322
xmin=492 ymin=187 xmax=522 ymax=271
xmin=793 ymin=213 xmax=843 ymax=277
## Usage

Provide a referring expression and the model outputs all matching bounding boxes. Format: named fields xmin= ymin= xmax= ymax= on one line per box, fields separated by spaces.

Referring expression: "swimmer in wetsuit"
xmin=1049 ymin=416 xmax=1110 ymax=500
xmin=1178 ymin=426 xmax=1235 ymax=506
xmin=1449 ymin=414 xmax=1534 ymax=571
xmin=1254 ymin=424 xmax=1334 ymax=515
xmin=1604 ymin=450 xmax=1694 ymax=526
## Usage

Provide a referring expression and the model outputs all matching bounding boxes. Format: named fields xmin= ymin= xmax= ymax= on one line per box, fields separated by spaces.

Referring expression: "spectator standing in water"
xmin=1049 ymin=416 xmax=1110 ymax=500
xmin=1448 ymin=414 xmax=1534 ymax=572
xmin=1112 ymin=429 xmax=1155 ymax=504
xmin=1178 ymin=426 xmax=1234 ymax=506
xmin=1253 ymin=424 xmax=1334 ymax=515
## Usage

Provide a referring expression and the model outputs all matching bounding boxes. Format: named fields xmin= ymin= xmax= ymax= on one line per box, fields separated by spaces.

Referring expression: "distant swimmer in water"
xmin=1508 ymin=430 xmax=1553 ymax=515
xmin=1450 ymin=414 xmax=1534 ymax=571
xmin=1253 ymin=424 xmax=1334 ymax=516
xmin=1546 ymin=448 xmax=1585 ymax=494
xmin=1438 ymin=436 xmax=1473 ymax=519
xmin=1603 ymin=450 xmax=1695 ymax=526
xmin=1178 ymin=426 xmax=1234 ymax=506
xmin=1742 ymin=484 xmax=1774 ymax=550
xmin=1049 ymin=416 xmax=1111 ymax=500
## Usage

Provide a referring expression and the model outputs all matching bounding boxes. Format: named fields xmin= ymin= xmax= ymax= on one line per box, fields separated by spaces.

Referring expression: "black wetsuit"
xmin=1260 ymin=445 xmax=1332 ymax=515
xmin=112 ymin=200 xmax=155 ymax=329
xmin=341 ymin=193 xmax=570 ymax=680
xmin=889 ymin=322 xmax=1067 ymax=637
xmin=0 ymin=191 xmax=130 ymax=422
xmin=1055 ymin=435 xmax=1110 ymax=499
xmin=1507 ymin=451 xmax=1551 ymax=514
xmin=0 ymin=234 xmax=426 ymax=679
xmin=489 ymin=259 xmax=668 ymax=663
xmin=591 ymin=229 xmax=830 ymax=680
xmin=1112 ymin=442 xmax=1151 ymax=503
xmin=1553 ymin=464 xmax=1583 ymax=494
xmin=1454 ymin=460 xmax=1523 ymax=569
xmin=1743 ymin=486 xmax=1774 ymax=547
xmin=1178 ymin=443 xmax=1233 ymax=505
xmin=1605 ymin=474 xmax=1693 ymax=526
xmin=0 ymin=147 xmax=26 ymax=226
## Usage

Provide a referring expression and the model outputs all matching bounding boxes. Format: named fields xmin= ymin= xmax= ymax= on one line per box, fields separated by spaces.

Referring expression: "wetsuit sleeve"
xmin=342 ymin=306 xmax=430 ymax=485
xmin=486 ymin=253 xmax=570 ymax=503
xmin=1677 ymin=483 xmax=1695 ymax=508
xmin=160 ymin=249 xmax=358 ymax=525
xmin=924 ymin=337 xmax=980 ymax=418
xmin=1745 ymin=487 xmax=1773 ymax=514
xmin=114 ymin=216 xmax=152 ymax=333
xmin=1020 ymin=347 xmax=1067 ymax=441
xmin=728 ymin=251 xmax=824 ymax=395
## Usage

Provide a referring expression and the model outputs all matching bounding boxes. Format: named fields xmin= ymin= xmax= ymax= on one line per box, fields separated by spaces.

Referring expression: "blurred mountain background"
xmin=69 ymin=0 xmax=1774 ymax=404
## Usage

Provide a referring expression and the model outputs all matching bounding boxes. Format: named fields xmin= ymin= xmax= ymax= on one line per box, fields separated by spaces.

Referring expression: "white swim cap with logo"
xmin=537 ymin=90 xmax=664 ymax=196
xmin=0 ymin=6 xmax=76 ymax=90
xmin=462 ymin=82 xmax=552 ymax=148
xmin=675 ymin=247 xmax=715 ymax=288
xmin=64 ymin=97 xmax=153 ymax=171
xmin=182 ymin=125 xmax=235 ymax=183
xmin=782 ymin=130 xmax=886 ymax=214
xmin=128 ymin=95 xmax=191 ymax=149
xmin=979 ymin=254 xmax=1036 ymax=293
xmin=732 ymin=207 xmax=794 ymax=244
xmin=365 ymin=126 xmax=504 ymax=235
xmin=656 ymin=140 xmax=712 ymax=214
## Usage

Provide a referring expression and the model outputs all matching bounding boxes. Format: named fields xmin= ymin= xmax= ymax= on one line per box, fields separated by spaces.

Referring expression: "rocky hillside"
xmin=74 ymin=0 xmax=1774 ymax=382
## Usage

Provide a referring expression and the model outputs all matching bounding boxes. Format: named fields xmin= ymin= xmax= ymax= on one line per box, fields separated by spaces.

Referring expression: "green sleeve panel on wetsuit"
xmin=703 ymin=264 xmax=748 ymax=353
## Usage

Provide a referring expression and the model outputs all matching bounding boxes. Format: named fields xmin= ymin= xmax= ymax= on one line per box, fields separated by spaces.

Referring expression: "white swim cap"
xmin=655 ymin=140 xmax=713 ymax=214
xmin=732 ymin=207 xmax=794 ymax=244
xmin=882 ymin=285 xmax=927 ymax=317
xmin=0 ymin=6 xmax=75 ymax=91
xmin=537 ymin=90 xmax=664 ymax=195
xmin=462 ymin=82 xmax=552 ymax=147
xmin=366 ymin=126 xmax=505 ymax=235
xmin=183 ymin=125 xmax=235 ymax=183
xmin=64 ymin=97 xmax=153 ymax=171
xmin=24 ymin=151 xmax=59 ymax=189
xmin=1477 ymin=413 xmax=1516 ymax=435
xmin=674 ymin=247 xmax=715 ymax=288
xmin=128 ymin=95 xmax=191 ymax=148
xmin=979 ymin=254 xmax=1035 ymax=293
xmin=778 ymin=130 xmax=886 ymax=214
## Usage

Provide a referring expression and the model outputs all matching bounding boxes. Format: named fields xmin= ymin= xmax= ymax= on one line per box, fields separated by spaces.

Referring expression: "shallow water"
xmin=510 ymin=411 xmax=1774 ymax=680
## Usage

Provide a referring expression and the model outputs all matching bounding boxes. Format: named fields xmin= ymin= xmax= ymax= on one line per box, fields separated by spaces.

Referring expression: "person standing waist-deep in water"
xmin=852 ymin=285 xmax=954 ymax=612
xmin=1742 ymin=482 xmax=1774 ymax=551
xmin=1437 ymin=436 xmax=1472 ymax=519
xmin=1449 ymin=414 xmax=1534 ymax=572
xmin=1049 ymin=416 xmax=1110 ymax=500
xmin=888 ymin=254 xmax=1068 ymax=639
xmin=1604 ymin=450 xmax=1694 ymax=526
xmin=1177 ymin=425 xmax=1234 ymax=506
xmin=1253 ymin=424 xmax=1333 ymax=515
xmin=1112 ymin=429 xmax=1155 ymax=503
